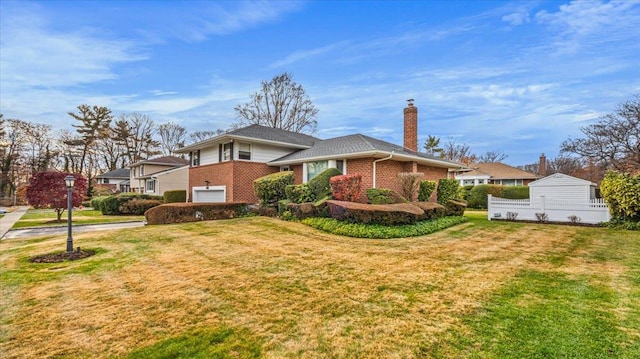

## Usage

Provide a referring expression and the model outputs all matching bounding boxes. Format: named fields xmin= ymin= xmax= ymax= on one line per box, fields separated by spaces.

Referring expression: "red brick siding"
xmin=232 ymin=161 xmax=278 ymax=202
xmin=291 ymin=164 xmax=303 ymax=184
xmin=188 ymin=162 xmax=234 ymax=201
xmin=403 ymin=104 xmax=418 ymax=151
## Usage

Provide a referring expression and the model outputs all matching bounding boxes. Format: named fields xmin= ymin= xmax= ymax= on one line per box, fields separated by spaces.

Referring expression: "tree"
xmin=157 ymin=122 xmax=187 ymax=156
xmin=112 ymin=113 xmax=160 ymax=164
xmin=67 ymin=105 xmax=113 ymax=174
xmin=442 ymin=137 xmax=476 ymax=165
xmin=423 ymin=135 xmax=444 ymax=157
xmin=477 ymin=150 xmax=508 ymax=163
xmin=234 ymin=72 xmax=318 ymax=134
xmin=189 ymin=129 xmax=225 ymax=144
xmin=26 ymin=172 xmax=87 ymax=221
xmin=561 ymin=95 xmax=640 ymax=173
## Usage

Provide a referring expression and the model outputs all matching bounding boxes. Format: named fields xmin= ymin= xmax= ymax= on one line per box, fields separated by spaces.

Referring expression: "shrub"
xmin=253 ymin=171 xmax=294 ymax=207
xmin=600 ymin=171 xmax=640 ymax=222
xmin=467 ymin=185 xmax=505 ymax=209
xmin=285 ymin=202 xmax=316 ymax=220
xmin=119 ymin=199 xmax=163 ymax=215
xmin=100 ymin=193 xmax=163 ymax=215
xmin=437 ymin=178 xmax=460 ymax=205
xmin=308 ymin=168 xmax=342 ymax=200
xmin=445 ymin=199 xmax=467 ymax=216
xmin=501 ymin=186 xmax=529 ymax=199
xmin=330 ymin=174 xmax=362 ymax=202
xmin=418 ymin=180 xmax=437 ymax=202
xmin=277 ymin=199 xmax=291 ymax=215
xmin=164 ymin=190 xmax=187 ymax=203
xmin=397 ymin=172 xmax=423 ymax=201
xmin=145 ymin=202 xmax=248 ymax=225
xmin=326 ymin=200 xmax=424 ymax=225
xmin=366 ymin=188 xmax=407 ymax=204
xmin=90 ymin=195 xmax=110 ymax=212
xmin=302 ymin=216 xmax=468 ymax=239
xmin=413 ymin=201 xmax=447 ymax=220
xmin=285 ymin=184 xmax=314 ymax=204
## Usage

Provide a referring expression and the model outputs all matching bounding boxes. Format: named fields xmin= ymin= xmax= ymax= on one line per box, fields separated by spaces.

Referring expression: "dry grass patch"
xmin=1 ymin=215 xmax=638 ymax=358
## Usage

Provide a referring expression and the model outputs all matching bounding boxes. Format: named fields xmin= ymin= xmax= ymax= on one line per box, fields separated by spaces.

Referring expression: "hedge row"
xmin=366 ymin=188 xmax=407 ymax=204
xmin=164 ymin=190 xmax=187 ymax=203
xmin=145 ymin=202 xmax=248 ymax=225
xmin=325 ymin=200 xmax=456 ymax=226
xmin=91 ymin=193 xmax=163 ymax=215
xmin=464 ymin=185 xmax=529 ymax=209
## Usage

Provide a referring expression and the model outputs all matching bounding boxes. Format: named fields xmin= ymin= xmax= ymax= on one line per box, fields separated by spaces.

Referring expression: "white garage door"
xmin=193 ymin=186 xmax=225 ymax=203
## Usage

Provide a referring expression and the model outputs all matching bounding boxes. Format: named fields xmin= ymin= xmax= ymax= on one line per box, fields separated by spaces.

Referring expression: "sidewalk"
xmin=0 ymin=206 xmax=30 ymax=239
xmin=2 ymin=221 xmax=145 ymax=239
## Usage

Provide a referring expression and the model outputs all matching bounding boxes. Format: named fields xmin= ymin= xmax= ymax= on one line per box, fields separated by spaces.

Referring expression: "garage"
xmin=192 ymin=186 xmax=226 ymax=203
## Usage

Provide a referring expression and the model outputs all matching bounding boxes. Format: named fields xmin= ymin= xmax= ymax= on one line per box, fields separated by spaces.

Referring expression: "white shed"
xmin=528 ymin=173 xmax=597 ymax=201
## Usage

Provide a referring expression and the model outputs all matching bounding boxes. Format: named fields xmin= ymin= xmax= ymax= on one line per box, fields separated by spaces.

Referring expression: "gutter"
xmin=372 ymin=152 xmax=394 ymax=188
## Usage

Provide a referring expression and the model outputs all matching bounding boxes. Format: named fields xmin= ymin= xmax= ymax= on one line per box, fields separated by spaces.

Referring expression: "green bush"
xmin=437 ymin=179 xmax=460 ymax=205
xmin=285 ymin=184 xmax=314 ymax=204
xmin=302 ymin=216 xmax=468 ymax=239
xmin=501 ymin=185 xmax=529 ymax=199
xmin=145 ymin=202 xmax=249 ymax=225
xmin=164 ymin=190 xmax=187 ymax=203
xmin=445 ymin=199 xmax=467 ymax=216
xmin=100 ymin=193 xmax=163 ymax=215
xmin=119 ymin=199 xmax=163 ymax=215
xmin=277 ymin=199 xmax=291 ymax=215
xmin=418 ymin=181 xmax=437 ymax=201
xmin=467 ymin=185 xmax=530 ymax=209
xmin=90 ymin=195 xmax=110 ymax=211
xmin=308 ymin=168 xmax=342 ymax=200
xmin=253 ymin=171 xmax=294 ymax=207
xmin=600 ymin=171 xmax=640 ymax=222
xmin=366 ymin=188 xmax=407 ymax=204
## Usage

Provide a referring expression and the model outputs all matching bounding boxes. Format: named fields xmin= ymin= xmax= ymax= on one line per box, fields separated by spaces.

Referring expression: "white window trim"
xmin=145 ymin=179 xmax=156 ymax=193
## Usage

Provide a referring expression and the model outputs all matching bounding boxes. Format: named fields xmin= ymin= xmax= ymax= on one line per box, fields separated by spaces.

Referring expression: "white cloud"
xmin=502 ymin=10 xmax=531 ymax=26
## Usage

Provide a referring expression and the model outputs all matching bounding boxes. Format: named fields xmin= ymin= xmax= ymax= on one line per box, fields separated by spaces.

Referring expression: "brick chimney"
xmin=403 ymin=99 xmax=418 ymax=151
xmin=539 ymin=153 xmax=547 ymax=177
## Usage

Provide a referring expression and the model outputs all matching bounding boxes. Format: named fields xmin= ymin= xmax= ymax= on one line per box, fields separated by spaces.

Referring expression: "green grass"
xmin=12 ymin=208 xmax=144 ymax=229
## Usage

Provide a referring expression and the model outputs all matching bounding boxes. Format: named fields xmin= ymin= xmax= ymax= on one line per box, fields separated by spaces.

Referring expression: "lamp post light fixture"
xmin=64 ymin=175 xmax=75 ymax=253
xmin=204 ymin=180 xmax=210 ymax=189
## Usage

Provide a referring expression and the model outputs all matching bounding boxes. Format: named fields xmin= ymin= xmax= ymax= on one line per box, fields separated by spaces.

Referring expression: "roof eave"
xmin=176 ymin=134 xmax=313 ymax=153
xmin=268 ymin=150 xmax=466 ymax=169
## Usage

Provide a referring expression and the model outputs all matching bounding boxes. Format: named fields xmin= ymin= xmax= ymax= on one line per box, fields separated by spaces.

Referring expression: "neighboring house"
xmin=176 ymin=101 xmax=466 ymax=203
xmin=528 ymin=173 xmax=598 ymax=201
xmin=454 ymin=162 xmax=539 ymax=186
xmin=95 ymin=168 xmax=130 ymax=193
xmin=128 ymin=156 xmax=189 ymax=196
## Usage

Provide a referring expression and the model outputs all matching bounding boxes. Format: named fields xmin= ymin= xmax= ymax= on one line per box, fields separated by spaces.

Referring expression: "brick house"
xmin=176 ymin=101 xmax=466 ymax=203
xmin=454 ymin=162 xmax=540 ymax=186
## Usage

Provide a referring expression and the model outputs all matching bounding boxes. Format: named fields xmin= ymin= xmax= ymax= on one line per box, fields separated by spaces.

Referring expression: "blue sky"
xmin=1 ymin=0 xmax=639 ymax=165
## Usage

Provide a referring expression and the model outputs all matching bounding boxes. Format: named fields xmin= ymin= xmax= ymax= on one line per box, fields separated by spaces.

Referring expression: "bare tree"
xmin=189 ymin=129 xmax=226 ymax=144
xmin=112 ymin=113 xmax=159 ymax=163
xmin=561 ymin=95 xmax=640 ymax=173
xmin=234 ymin=72 xmax=318 ymax=134
xmin=157 ymin=122 xmax=187 ymax=156
xmin=477 ymin=150 xmax=508 ymax=163
xmin=442 ymin=137 xmax=476 ymax=165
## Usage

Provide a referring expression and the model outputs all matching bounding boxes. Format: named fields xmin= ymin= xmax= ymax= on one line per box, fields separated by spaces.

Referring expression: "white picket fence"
xmin=487 ymin=195 xmax=611 ymax=225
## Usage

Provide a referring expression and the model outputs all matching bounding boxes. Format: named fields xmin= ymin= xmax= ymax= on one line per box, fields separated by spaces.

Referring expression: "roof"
xmin=177 ymin=124 xmax=319 ymax=153
xmin=456 ymin=162 xmax=539 ymax=180
xmin=135 ymin=165 xmax=189 ymax=179
xmin=129 ymin=156 xmax=189 ymax=167
xmin=268 ymin=134 xmax=465 ymax=169
xmin=528 ymin=173 xmax=596 ymax=187
xmin=96 ymin=168 xmax=130 ymax=179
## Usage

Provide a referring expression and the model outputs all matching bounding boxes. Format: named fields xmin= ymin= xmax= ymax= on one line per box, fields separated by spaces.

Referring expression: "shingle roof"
xmin=458 ymin=163 xmax=538 ymax=180
xmin=269 ymin=134 xmax=463 ymax=168
xmin=96 ymin=168 xmax=130 ymax=179
xmin=130 ymin=156 xmax=189 ymax=167
xmin=228 ymin=124 xmax=319 ymax=147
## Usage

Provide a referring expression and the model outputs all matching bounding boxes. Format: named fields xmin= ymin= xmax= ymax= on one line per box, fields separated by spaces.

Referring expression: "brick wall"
xmin=232 ymin=161 xmax=278 ymax=202
xmin=403 ymin=103 xmax=418 ymax=151
xmin=188 ymin=162 xmax=234 ymax=201
xmin=291 ymin=164 xmax=303 ymax=184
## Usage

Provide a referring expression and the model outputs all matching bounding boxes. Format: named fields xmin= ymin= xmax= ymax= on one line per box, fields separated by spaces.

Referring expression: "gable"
xmin=528 ymin=173 xmax=595 ymax=187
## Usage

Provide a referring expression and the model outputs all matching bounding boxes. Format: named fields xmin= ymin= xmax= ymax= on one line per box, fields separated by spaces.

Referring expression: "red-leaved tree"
xmin=26 ymin=172 xmax=87 ymax=221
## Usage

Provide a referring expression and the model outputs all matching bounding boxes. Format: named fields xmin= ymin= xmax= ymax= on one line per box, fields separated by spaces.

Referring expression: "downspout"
xmin=372 ymin=152 xmax=394 ymax=188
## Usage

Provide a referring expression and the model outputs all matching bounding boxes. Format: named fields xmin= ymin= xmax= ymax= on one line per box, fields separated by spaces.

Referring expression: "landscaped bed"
xmin=1 ymin=212 xmax=638 ymax=358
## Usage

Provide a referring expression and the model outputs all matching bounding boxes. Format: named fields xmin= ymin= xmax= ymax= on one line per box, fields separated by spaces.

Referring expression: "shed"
xmin=528 ymin=173 xmax=597 ymax=201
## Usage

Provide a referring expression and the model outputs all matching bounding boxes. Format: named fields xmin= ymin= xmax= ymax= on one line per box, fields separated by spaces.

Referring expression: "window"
xmin=191 ymin=150 xmax=200 ymax=166
xmin=146 ymin=179 xmax=156 ymax=192
xmin=103 ymin=178 xmax=110 ymax=184
xmin=306 ymin=161 xmax=328 ymax=182
xmin=280 ymin=166 xmax=290 ymax=171
xmin=336 ymin=160 xmax=344 ymax=174
xmin=463 ymin=179 xmax=474 ymax=186
xmin=222 ymin=142 xmax=233 ymax=161
xmin=238 ymin=143 xmax=251 ymax=160
xmin=139 ymin=165 xmax=144 ymax=176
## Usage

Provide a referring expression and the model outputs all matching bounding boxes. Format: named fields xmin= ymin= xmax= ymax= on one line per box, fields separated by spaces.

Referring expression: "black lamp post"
xmin=65 ymin=175 xmax=75 ymax=253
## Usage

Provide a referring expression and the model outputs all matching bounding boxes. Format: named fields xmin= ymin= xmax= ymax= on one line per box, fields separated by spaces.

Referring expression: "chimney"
xmin=539 ymin=153 xmax=547 ymax=177
xmin=403 ymin=99 xmax=418 ymax=151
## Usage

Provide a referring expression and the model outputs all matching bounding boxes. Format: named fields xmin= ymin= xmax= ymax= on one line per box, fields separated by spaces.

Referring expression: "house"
xmin=128 ymin=156 xmax=189 ymax=196
xmin=454 ymin=162 xmax=539 ymax=186
xmin=176 ymin=101 xmax=466 ymax=203
xmin=528 ymin=173 xmax=598 ymax=201
xmin=95 ymin=168 xmax=131 ymax=193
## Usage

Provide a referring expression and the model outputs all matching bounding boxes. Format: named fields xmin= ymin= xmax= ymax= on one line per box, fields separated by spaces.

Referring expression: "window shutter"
xmin=229 ymin=142 xmax=234 ymax=160
xmin=197 ymin=150 xmax=201 ymax=166
xmin=219 ymin=144 xmax=222 ymax=162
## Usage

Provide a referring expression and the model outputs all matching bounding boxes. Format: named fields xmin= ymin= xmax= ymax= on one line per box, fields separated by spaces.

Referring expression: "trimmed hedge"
xmin=302 ymin=216 xmax=469 ymax=239
xmin=330 ymin=174 xmax=362 ymax=202
xmin=445 ymin=199 xmax=467 ymax=216
xmin=326 ymin=200 xmax=424 ymax=225
xmin=467 ymin=185 xmax=529 ymax=209
xmin=145 ymin=202 xmax=248 ymax=225
xmin=437 ymin=178 xmax=459 ymax=205
xmin=285 ymin=184 xmax=314 ymax=204
xmin=90 ymin=195 xmax=111 ymax=212
xmin=413 ymin=201 xmax=447 ymax=220
xmin=308 ymin=167 xmax=342 ymax=200
xmin=164 ymin=190 xmax=187 ymax=203
xmin=99 ymin=193 xmax=164 ymax=215
xmin=418 ymin=180 xmax=437 ymax=201
xmin=119 ymin=199 xmax=163 ymax=215
xmin=366 ymin=188 xmax=407 ymax=204
xmin=253 ymin=171 xmax=294 ymax=206
xmin=600 ymin=171 xmax=640 ymax=222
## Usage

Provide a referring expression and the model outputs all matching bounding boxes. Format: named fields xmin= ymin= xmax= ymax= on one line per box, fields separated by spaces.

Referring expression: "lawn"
xmin=1 ymin=212 xmax=638 ymax=358
xmin=11 ymin=208 xmax=145 ymax=229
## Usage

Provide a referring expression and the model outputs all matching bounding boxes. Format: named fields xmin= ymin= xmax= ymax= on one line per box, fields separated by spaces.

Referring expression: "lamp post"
xmin=64 ymin=175 xmax=75 ymax=253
